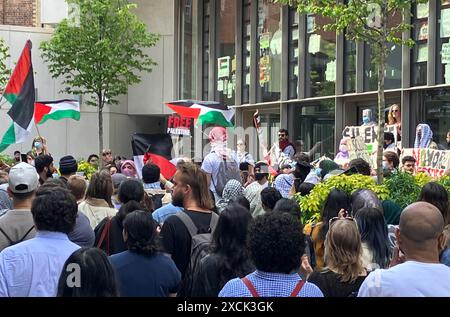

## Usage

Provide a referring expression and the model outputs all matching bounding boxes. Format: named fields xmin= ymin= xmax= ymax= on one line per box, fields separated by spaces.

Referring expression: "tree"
xmin=0 ymin=38 xmax=11 ymax=91
xmin=273 ymin=0 xmax=426 ymax=184
xmin=40 ymin=0 xmax=159 ymax=158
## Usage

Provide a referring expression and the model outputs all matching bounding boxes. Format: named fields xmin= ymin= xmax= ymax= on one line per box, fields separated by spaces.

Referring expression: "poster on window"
xmin=442 ymin=43 xmax=450 ymax=63
xmin=419 ymin=22 xmax=428 ymax=40
xmin=260 ymin=32 xmax=271 ymax=50
xmin=217 ymin=56 xmax=230 ymax=78
xmin=417 ymin=44 xmax=428 ymax=62
xmin=441 ymin=9 xmax=450 ymax=38
xmin=259 ymin=55 xmax=271 ymax=85
xmin=416 ymin=3 xmax=429 ymax=19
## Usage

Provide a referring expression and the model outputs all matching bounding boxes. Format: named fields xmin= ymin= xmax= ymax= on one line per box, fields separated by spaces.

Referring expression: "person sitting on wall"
xmin=383 ymin=132 xmax=397 ymax=152
xmin=361 ymin=109 xmax=376 ymax=126
xmin=414 ymin=124 xmax=438 ymax=149
xmin=387 ymin=104 xmax=401 ymax=141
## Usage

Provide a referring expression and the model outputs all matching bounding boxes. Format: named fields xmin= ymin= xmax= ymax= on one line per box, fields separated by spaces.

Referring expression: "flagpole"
xmin=35 ymin=122 xmax=42 ymax=139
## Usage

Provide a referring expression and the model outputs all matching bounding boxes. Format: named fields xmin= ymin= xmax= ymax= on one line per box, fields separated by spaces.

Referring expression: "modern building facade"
xmin=176 ymin=0 xmax=450 ymax=160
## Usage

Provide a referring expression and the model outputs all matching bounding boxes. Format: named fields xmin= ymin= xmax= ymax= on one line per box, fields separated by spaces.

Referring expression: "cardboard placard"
xmin=402 ymin=148 xmax=450 ymax=178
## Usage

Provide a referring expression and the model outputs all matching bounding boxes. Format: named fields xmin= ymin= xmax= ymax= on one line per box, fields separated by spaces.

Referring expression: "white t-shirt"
xmin=201 ymin=150 xmax=239 ymax=194
xmin=358 ymin=260 xmax=450 ymax=297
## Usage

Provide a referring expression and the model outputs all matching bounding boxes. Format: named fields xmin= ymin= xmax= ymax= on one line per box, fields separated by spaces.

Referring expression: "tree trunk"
xmin=98 ymin=93 xmax=104 ymax=164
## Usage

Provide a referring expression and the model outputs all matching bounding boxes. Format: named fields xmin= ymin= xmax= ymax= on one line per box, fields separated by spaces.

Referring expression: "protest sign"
xmin=402 ymin=148 xmax=450 ymax=178
xmin=347 ymin=135 xmax=375 ymax=167
xmin=342 ymin=124 xmax=399 ymax=153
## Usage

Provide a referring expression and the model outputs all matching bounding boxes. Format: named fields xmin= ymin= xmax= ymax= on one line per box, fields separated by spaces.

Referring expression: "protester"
xmin=215 ymin=179 xmax=244 ymax=213
xmin=401 ymin=156 xmax=416 ymax=174
xmin=31 ymin=136 xmax=48 ymax=157
xmin=0 ymin=163 xmax=38 ymax=251
xmin=120 ymin=160 xmax=137 ymax=178
xmin=277 ymin=129 xmax=296 ymax=164
xmin=13 ymin=151 xmax=21 ymax=163
xmin=383 ymin=132 xmax=396 ymax=151
xmin=260 ymin=187 xmax=282 ymax=213
xmin=348 ymin=158 xmax=371 ymax=176
xmin=274 ymin=173 xmax=294 ymax=198
xmin=273 ymin=198 xmax=301 ymax=219
xmin=414 ymin=124 xmax=438 ymax=149
xmin=101 ymin=149 xmax=113 ymax=166
xmin=219 ymin=212 xmax=323 ymax=297
xmin=26 ymin=151 xmax=35 ymax=166
xmin=361 ymin=109 xmax=376 ymax=126
xmin=308 ymin=218 xmax=367 ymax=297
xmin=78 ymin=170 xmax=117 ymax=229
xmin=67 ymin=175 xmax=87 ymax=203
xmin=34 ymin=154 xmax=54 ymax=185
xmin=0 ymin=189 xmax=11 ymax=216
xmin=193 ymin=203 xmax=254 ymax=297
xmin=351 ymin=189 xmax=383 ymax=214
xmin=304 ymin=189 xmax=351 ymax=269
xmin=110 ymin=210 xmax=181 ymax=297
xmin=236 ymin=139 xmax=254 ymax=166
xmin=106 ymin=164 xmax=117 ymax=175
xmin=358 ymin=202 xmax=450 ymax=296
xmin=296 ymin=182 xmax=315 ymax=197
xmin=59 ymin=155 xmax=78 ymax=184
xmin=57 ymin=247 xmax=118 ymax=297
xmin=87 ymin=154 xmax=100 ymax=168
xmin=383 ymin=151 xmax=399 ymax=176
xmin=0 ymin=186 xmax=79 ymax=296
xmin=334 ymin=138 xmax=350 ymax=167
xmin=418 ymin=182 xmax=450 ymax=226
xmin=111 ymin=173 xmax=127 ymax=209
xmin=234 ymin=195 xmax=250 ymax=211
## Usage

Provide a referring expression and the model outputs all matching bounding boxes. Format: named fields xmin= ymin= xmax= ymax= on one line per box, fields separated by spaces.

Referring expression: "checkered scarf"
xmin=414 ymin=124 xmax=433 ymax=148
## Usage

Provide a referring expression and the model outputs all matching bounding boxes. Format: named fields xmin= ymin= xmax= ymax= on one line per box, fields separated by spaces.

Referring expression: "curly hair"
xmin=32 ymin=186 xmax=78 ymax=234
xmin=123 ymin=210 xmax=160 ymax=257
xmin=248 ymin=212 xmax=305 ymax=273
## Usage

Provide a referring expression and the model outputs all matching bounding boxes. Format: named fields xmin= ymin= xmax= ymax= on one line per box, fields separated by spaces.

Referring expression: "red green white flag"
xmin=34 ymin=99 xmax=80 ymax=124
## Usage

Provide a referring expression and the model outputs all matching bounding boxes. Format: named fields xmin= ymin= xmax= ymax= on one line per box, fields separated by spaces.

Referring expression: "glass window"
xmin=292 ymin=100 xmax=336 ymax=160
xmin=306 ymin=14 xmax=336 ymax=97
xmin=202 ymin=0 xmax=210 ymax=100
xmin=288 ymin=7 xmax=299 ymax=99
xmin=242 ymin=0 xmax=251 ymax=104
xmin=423 ymin=88 xmax=450 ymax=148
xmin=344 ymin=39 xmax=356 ymax=93
xmin=180 ymin=0 xmax=198 ymax=99
xmin=411 ymin=2 xmax=428 ymax=86
xmin=364 ymin=11 xmax=402 ymax=91
xmin=437 ymin=0 xmax=450 ymax=85
xmin=216 ymin=0 xmax=236 ymax=105
xmin=257 ymin=0 xmax=282 ymax=102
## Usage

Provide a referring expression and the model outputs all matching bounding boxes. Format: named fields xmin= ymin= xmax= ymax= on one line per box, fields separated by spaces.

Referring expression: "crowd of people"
xmin=0 ymin=125 xmax=449 ymax=298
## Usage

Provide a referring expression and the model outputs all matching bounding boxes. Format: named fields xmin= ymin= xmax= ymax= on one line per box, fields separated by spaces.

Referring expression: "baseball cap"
xmin=8 ymin=162 xmax=39 ymax=194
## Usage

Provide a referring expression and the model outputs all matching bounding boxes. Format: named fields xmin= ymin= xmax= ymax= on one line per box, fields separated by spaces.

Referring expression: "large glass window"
xmin=344 ymin=39 xmax=356 ymax=93
xmin=437 ymin=0 xmax=450 ymax=85
xmin=288 ymin=7 xmax=299 ymax=99
xmin=292 ymin=101 xmax=336 ymax=160
xmin=411 ymin=2 xmax=428 ymax=86
xmin=180 ymin=0 xmax=198 ymax=99
xmin=306 ymin=15 xmax=336 ymax=97
xmin=364 ymin=11 xmax=402 ymax=91
xmin=257 ymin=0 xmax=282 ymax=102
xmin=242 ymin=0 xmax=251 ymax=104
xmin=216 ymin=0 xmax=236 ymax=105
xmin=202 ymin=0 xmax=210 ymax=100
xmin=423 ymin=88 xmax=450 ymax=147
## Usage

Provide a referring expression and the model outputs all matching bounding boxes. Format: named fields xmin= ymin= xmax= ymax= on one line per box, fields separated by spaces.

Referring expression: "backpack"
xmin=95 ymin=217 xmax=113 ymax=255
xmin=0 ymin=225 xmax=35 ymax=247
xmin=212 ymin=153 xmax=241 ymax=197
xmin=176 ymin=211 xmax=219 ymax=297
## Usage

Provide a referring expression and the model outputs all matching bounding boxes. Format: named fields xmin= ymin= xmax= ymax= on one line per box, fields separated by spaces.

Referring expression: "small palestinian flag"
xmin=166 ymin=100 xmax=235 ymax=127
xmin=34 ymin=99 xmax=80 ymax=124
xmin=131 ymin=133 xmax=177 ymax=180
xmin=0 ymin=40 xmax=35 ymax=152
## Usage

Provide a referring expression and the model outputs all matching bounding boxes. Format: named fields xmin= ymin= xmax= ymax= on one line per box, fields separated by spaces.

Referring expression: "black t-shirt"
xmin=160 ymin=209 xmax=214 ymax=277
xmin=307 ymin=270 xmax=367 ymax=297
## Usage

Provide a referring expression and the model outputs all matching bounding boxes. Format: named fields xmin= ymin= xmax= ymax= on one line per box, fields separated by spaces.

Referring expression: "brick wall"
xmin=0 ymin=0 xmax=37 ymax=27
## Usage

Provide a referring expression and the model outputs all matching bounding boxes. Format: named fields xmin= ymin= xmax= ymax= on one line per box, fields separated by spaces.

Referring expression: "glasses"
xmin=102 ymin=151 xmax=111 ymax=156
xmin=278 ymin=134 xmax=286 ymax=137
xmin=392 ymin=109 xmax=399 ymax=113
xmin=329 ymin=216 xmax=355 ymax=227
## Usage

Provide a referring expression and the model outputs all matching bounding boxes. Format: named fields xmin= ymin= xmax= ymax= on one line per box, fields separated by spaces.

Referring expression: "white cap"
xmin=8 ymin=162 xmax=39 ymax=194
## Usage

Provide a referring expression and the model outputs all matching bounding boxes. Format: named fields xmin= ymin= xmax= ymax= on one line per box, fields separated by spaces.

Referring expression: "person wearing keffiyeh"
xmin=216 ymin=179 xmax=244 ymax=213
xmin=274 ymin=173 xmax=294 ymax=198
xmin=414 ymin=124 xmax=438 ymax=149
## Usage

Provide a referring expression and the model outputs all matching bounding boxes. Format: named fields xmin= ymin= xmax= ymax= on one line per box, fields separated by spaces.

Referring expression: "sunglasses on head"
xmin=329 ymin=216 xmax=356 ymax=227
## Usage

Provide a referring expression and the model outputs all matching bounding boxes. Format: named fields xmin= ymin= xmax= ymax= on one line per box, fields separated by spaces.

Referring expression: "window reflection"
xmin=242 ymin=0 xmax=251 ymax=104
xmin=437 ymin=0 xmax=450 ymax=85
xmin=411 ymin=2 xmax=428 ymax=86
xmin=181 ymin=0 xmax=198 ymax=99
xmin=288 ymin=7 xmax=299 ymax=99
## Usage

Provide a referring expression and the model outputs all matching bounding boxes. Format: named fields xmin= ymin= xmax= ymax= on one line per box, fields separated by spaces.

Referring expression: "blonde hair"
xmin=387 ymin=104 xmax=400 ymax=125
xmin=177 ymin=162 xmax=214 ymax=210
xmin=323 ymin=219 xmax=365 ymax=283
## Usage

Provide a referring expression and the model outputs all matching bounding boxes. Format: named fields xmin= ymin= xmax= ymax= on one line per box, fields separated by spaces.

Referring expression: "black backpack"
xmin=212 ymin=153 xmax=241 ymax=197
xmin=0 ymin=225 xmax=35 ymax=247
xmin=176 ymin=211 xmax=219 ymax=297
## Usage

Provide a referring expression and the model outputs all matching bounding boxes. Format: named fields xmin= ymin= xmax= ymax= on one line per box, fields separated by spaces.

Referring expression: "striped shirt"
xmin=219 ymin=270 xmax=323 ymax=297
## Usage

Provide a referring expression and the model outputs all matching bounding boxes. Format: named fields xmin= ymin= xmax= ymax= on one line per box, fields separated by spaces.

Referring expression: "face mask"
xmin=122 ymin=166 xmax=136 ymax=178
xmin=34 ymin=141 xmax=42 ymax=149
xmin=315 ymin=168 xmax=322 ymax=177
xmin=339 ymin=145 xmax=348 ymax=152
xmin=362 ymin=116 xmax=370 ymax=125
xmin=382 ymin=161 xmax=389 ymax=169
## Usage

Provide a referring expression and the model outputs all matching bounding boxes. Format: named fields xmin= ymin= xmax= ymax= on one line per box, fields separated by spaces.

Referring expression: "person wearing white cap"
xmin=0 ymin=163 xmax=39 ymax=251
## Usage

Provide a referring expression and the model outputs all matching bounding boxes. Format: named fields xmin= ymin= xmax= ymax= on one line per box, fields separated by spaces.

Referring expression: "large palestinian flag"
xmin=0 ymin=40 xmax=35 ymax=152
xmin=34 ymin=99 xmax=80 ymax=124
xmin=166 ymin=100 xmax=235 ymax=127
xmin=131 ymin=133 xmax=177 ymax=180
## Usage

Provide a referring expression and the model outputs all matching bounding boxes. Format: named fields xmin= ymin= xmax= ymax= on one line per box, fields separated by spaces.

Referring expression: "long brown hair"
xmin=86 ymin=170 xmax=114 ymax=207
xmin=177 ymin=163 xmax=214 ymax=210
xmin=323 ymin=219 xmax=365 ymax=283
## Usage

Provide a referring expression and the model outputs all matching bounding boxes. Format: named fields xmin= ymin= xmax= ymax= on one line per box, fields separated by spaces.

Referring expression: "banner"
xmin=402 ymin=148 xmax=450 ymax=178
xmin=342 ymin=124 xmax=399 ymax=153
xmin=167 ymin=115 xmax=192 ymax=136
xmin=347 ymin=135 xmax=375 ymax=167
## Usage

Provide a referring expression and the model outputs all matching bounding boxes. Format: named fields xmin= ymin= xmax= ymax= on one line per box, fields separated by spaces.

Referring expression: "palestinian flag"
xmin=166 ymin=100 xmax=235 ymax=127
xmin=34 ymin=99 xmax=80 ymax=124
xmin=131 ymin=133 xmax=177 ymax=180
xmin=0 ymin=40 xmax=35 ymax=152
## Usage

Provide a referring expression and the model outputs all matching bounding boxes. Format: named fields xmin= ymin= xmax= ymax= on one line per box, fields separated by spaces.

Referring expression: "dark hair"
xmin=254 ymin=162 xmax=269 ymax=182
xmin=14 ymin=151 xmax=20 ymax=155
xmin=348 ymin=158 xmax=371 ymax=176
xmin=249 ymin=212 xmax=305 ymax=273
xmin=123 ymin=210 xmax=159 ymax=257
xmin=320 ymin=189 xmax=351 ymax=241
xmin=384 ymin=132 xmax=395 ymax=143
xmin=234 ymin=195 xmax=250 ymax=211
xmin=239 ymin=162 xmax=250 ymax=171
xmin=85 ymin=170 xmax=114 ymax=207
xmin=278 ymin=128 xmax=289 ymax=136
xmin=87 ymin=154 xmax=99 ymax=163
xmin=212 ymin=203 xmax=253 ymax=290
xmin=383 ymin=151 xmax=399 ymax=168
xmin=418 ymin=182 xmax=449 ymax=225
xmin=297 ymin=182 xmax=315 ymax=196
xmin=32 ymin=186 xmax=78 ymax=234
xmin=142 ymin=164 xmax=160 ymax=184
xmin=260 ymin=188 xmax=282 ymax=211
xmin=34 ymin=154 xmax=53 ymax=174
xmin=57 ymin=248 xmax=118 ymax=297
xmin=273 ymin=198 xmax=301 ymax=219
xmin=294 ymin=152 xmax=311 ymax=163
xmin=118 ymin=178 xmax=145 ymax=204
xmin=402 ymin=155 xmax=416 ymax=165
xmin=117 ymin=200 xmax=147 ymax=226
xmin=354 ymin=207 xmax=390 ymax=268
xmin=43 ymin=178 xmax=67 ymax=188
xmin=293 ymin=161 xmax=312 ymax=192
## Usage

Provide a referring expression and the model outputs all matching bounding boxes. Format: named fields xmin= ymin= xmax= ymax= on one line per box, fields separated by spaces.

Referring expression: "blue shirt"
xmin=109 ymin=251 xmax=181 ymax=297
xmin=152 ymin=203 xmax=182 ymax=225
xmin=219 ymin=270 xmax=324 ymax=297
xmin=0 ymin=231 xmax=80 ymax=297
xmin=144 ymin=182 xmax=162 ymax=190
